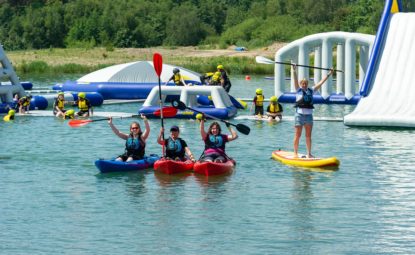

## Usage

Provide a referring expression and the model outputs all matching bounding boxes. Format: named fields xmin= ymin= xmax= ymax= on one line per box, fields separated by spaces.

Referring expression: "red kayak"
xmin=153 ymin=158 xmax=194 ymax=175
xmin=193 ymin=160 xmax=235 ymax=176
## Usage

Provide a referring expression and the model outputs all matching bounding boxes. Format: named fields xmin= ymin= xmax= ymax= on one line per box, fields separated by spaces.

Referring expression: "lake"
xmin=1 ymin=74 xmax=415 ymax=254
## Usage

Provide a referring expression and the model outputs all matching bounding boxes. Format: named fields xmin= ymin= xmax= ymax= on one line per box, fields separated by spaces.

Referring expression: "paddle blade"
xmin=171 ymin=99 xmax=187 ymax=110
xmin=154 ymin=107 xmax=178 ymax=118
xmin=153 ymin=53 xmax=163 ymax=77
xmin=235 ymin=123 xmax=250 ymax=135
xmin=255 ymin=56 xmax=275 ymax=65
xmin=68 ymin=119 xmax=93 ymax=128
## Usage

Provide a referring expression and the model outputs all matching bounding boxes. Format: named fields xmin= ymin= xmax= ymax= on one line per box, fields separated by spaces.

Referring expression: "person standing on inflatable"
xmin=165 ymin=68 xmax=186 ymax=86
xmin=292 ymin=64 xmax=334 ymax=158
xmin=157 ymin=125 xmax=195 ymax=161
xmin=18 ymin=95 xmax=32 ymax=114
xmin=251 ymin=88 xmax=265 ymax=116
xmin=216 ymin=64 xmax=232 ymax=93
xmin=266 ymin=96 xmax=283 ymax=121
xmin=108 ymin=114 xmax=150 ymax=162
xmin=199 ymin=116 xmax=238 ymax=163
xmin=74 ymin=92 xmax=93 ymax=117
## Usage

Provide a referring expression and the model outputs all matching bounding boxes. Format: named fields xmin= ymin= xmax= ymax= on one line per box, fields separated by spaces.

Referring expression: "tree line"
xmin=1 ymin=0 xmax=414 ymax=51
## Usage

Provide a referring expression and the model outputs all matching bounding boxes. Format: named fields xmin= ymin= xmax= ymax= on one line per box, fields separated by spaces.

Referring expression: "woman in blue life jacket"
xmin=108 ymin=114 xmax=150 ymax=162
xmin=293 ymin=64 xmax=334 ymax=158
xmin=199 ymin=118 xmax=238 ymax=163
xmin=157 ymin=125 xmax=195 ymax=161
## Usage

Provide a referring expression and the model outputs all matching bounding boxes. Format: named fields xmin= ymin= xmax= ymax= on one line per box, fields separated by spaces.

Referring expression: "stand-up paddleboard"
xmin=235 ymin=115 xmax=343 ymax=122
xmin=271 ymin=150 xmax=340 ymax=168
xmin=234 ymin=115 xmax=282 ymax=122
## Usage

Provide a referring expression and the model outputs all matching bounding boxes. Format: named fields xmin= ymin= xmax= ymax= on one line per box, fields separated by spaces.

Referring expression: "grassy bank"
xmin=7 ymin=47 xmax=275 ymax=75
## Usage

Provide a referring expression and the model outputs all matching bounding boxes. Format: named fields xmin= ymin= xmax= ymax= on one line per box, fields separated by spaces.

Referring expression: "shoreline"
xmin=6 ymin=44 xmax=286 ymax=75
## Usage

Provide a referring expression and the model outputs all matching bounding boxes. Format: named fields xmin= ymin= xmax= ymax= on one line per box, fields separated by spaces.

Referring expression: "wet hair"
xmin=208 ymin=121 xmax=222 ymax=135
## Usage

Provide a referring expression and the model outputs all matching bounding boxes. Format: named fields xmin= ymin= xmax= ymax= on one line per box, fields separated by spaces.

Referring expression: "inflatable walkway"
xmin=344 ymin=0 xmax=415 ymax=127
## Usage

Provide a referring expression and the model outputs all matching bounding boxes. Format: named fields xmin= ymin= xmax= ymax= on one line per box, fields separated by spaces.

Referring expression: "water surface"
xmin=1 ymin=75 xmax=415 ymax=254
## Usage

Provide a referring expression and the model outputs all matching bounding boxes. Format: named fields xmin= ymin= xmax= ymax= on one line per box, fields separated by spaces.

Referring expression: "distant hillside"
xmin=1 ymin=0 xmax=413 ymax=51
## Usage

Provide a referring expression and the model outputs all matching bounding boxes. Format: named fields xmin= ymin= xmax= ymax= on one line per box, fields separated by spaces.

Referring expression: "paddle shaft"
xmin=257 ymin=56 xmax=342 ymax=73
xmin=91 ymin=115 xmax=140 ymax=122
xmin=181 ymin=104 xmax=235 ymax=128
xmin=153 ymin=53 xmax=165 ymax=157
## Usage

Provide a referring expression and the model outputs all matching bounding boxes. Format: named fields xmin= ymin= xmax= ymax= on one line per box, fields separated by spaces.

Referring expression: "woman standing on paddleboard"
xmin=108 ymin=114 xmax=150 ymax=162
xmin=293 ymin=64 xmax=333 ymax=158
xmin=199 ymin=115 xmax=238 ymax=163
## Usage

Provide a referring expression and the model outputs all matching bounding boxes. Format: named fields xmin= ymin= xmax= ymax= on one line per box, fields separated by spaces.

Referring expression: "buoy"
xmin=245 ymin=75 xmax=251 ymax=80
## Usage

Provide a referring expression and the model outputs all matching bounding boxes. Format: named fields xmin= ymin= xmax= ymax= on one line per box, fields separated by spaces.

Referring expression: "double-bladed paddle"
xmin=255 ymin=56 xmax=343 ymax=73
xmin=171 ymin=100 xmax=250 ymax=135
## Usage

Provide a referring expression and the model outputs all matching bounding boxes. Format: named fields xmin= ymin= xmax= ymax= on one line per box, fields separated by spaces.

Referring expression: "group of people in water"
xmin=108 ymin=113 xmax=238 ymax=163
xmin=166 ymin=64 xmax=232 ymax=93
xmin=5 ymin=62 xmax=334 ymax=160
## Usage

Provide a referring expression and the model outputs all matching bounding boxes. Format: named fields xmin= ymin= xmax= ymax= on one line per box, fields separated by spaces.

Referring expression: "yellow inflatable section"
xmin=271 ymin=150 xmax=340 ymax=168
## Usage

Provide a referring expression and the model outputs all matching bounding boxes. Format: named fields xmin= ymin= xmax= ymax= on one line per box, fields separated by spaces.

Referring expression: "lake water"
xmin=1 ymin=74 xmax=415 ymax=254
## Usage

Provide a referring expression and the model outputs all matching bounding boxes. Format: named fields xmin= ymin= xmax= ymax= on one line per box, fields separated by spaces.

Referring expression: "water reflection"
xmin=193 ymin=171 xmax=233 ymax=188
xmin=153 ymin=171 xmax=192 ymax=187
xmin=95 ymin=170 xmax=150 ymax=198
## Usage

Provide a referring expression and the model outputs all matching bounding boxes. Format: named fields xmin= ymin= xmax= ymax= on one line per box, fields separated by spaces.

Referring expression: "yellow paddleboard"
xmin=271 ymin=150 xmax=340 ymax=168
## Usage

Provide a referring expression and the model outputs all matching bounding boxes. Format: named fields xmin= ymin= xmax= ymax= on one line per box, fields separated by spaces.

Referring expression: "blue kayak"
xmin=95 ymin=155 xmax=160 ymax=173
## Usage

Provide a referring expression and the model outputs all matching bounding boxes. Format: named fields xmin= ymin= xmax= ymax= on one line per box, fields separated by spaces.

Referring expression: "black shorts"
xmin=255 ymin=106 xmax=264 ymax=115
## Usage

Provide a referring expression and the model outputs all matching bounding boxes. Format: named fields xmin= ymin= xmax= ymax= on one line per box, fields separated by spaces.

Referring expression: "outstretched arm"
xmin=227 ymin=125 xmax=238 ymax=141
xmin=157 ymin=127 xmax=165 ymax=145
xmin=313 ymin=68 xmax=334 ymax=91
xmin=293 ymin=64 xmax=299 ymax=90
xmin=108 ymin=117 xmax=128 ymax=140
xmin=141 ymin=114 xmax=150 ymax=141
xmin=200 ymin=119 xmax=207 ymax=140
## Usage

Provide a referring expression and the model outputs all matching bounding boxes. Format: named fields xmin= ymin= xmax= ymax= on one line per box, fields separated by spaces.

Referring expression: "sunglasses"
xmin=131 ymin=127 xmax=139 ymax=130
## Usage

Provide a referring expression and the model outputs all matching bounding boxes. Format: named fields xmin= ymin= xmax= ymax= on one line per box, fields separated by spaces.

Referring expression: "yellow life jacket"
xmin=173 ymin=74 xmax=182 ymax=84
xmin=269 ymin=102 xmax=280 ymax=113
xmin=57 ymin=99 xmax=65 ymax=110
xmin=255 ymin=95 xmax=264 ymax=106
xmin=78 ymin=99 xmax=89 ymax=111
xmin=211 ymin=71 xmax=222 ymax=84
xmin=20 ymin=97 xmax=30 ymax=107
xmin=3 ymin=115 xmax=11 ymax=121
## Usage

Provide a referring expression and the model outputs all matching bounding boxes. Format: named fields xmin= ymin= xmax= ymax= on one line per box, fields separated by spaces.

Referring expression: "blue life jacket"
xmin=125 ymin=135 xmax=145 ymax=158
xmin=295 ymin=88 xmax=314 ymax=109
xmin=205 ymin=134 xmax=226 ymax=150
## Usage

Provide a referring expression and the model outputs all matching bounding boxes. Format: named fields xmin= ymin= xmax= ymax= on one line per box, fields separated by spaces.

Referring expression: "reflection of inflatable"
xmin=53 ymin=61 xmax=202 ymax=99
xmin=139 ymin=86 xmax=237 ymax=119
